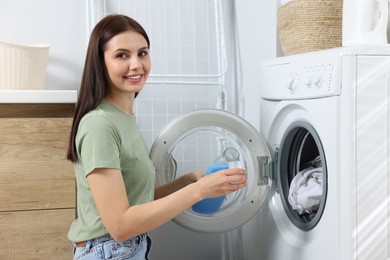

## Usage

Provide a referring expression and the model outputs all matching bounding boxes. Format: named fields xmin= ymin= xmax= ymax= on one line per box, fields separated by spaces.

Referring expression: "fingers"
xmin=223 ymin=167 xmax=247 ymax=176
xmin=228 ymin=176 xmax=247 ymax=186
xmin=226 ymin=182 xmax=247 ymax=193
xmin=196 ymin=167 xmax=248 ymax=199
xmin=221 ymin=168 xmax=248 ymax=192
xmin=221 ymin=168 xmax=247 ymax=184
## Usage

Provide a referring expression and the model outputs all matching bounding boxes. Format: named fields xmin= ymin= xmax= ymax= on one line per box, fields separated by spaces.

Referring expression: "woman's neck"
xmin=104 ymin=93 xmax=135 ymax=115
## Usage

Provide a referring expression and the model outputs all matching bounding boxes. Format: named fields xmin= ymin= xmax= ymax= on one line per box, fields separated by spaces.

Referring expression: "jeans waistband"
xmin=74 ymin=233 xmax=147 ymax=248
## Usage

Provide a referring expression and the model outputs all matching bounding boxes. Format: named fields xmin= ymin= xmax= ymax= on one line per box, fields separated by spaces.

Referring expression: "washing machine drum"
xmin=150 ymin=109 xmax=272 ymax=233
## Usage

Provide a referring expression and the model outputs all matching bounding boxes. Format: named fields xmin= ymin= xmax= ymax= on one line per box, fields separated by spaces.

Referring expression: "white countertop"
xmin=0 ymin=90 xmax=77 ymax=103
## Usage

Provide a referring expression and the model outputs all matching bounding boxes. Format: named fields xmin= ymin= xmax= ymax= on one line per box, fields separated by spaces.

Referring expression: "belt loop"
xmin=85 ymin=240 xmax=92 ymax=251
xmin=136 ymin=233 xmax=146 ymax=244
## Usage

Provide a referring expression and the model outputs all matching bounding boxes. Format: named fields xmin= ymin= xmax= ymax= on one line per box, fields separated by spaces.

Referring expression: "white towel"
xmin=288 ymin=166 xmax=323 ymax=215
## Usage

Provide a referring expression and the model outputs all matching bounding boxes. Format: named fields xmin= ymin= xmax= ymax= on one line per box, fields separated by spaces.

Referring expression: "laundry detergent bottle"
xmin=192 ymin=147 xmax=240 ymax=215
xmin=342 ymin=0 xmax=388 ymax=46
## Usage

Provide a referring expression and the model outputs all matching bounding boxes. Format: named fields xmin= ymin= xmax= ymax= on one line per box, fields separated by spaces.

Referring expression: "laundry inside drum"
xmin=278 ymin=123 xmax=328 ymax=231
xmin=288 ymin=131 xmax=324 ymax=222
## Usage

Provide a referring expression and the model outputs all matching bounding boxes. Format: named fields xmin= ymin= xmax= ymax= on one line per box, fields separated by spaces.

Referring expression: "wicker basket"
xmin=277 ymin=0 xmax=342 ymax=56
xmin=0 ymin=42 xmax=49 ymax=90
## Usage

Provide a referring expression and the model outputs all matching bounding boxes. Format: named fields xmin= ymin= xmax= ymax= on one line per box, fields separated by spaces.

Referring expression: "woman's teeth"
xmin=126 ymin=75 xmax=141 ymax=80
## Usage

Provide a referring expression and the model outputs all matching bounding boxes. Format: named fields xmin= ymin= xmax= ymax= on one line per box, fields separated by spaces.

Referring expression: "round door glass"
xmin=278 ymin=121 xmax=327 ymax=231
xmin=150 ymin=109 xmax=271 ymax=233
xmin=160 ymin=126 xmax=253 ymax=216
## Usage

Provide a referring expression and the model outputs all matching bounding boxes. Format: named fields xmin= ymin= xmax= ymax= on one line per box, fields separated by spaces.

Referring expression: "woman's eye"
xmin=139 ymin=50 xmax=148 ymax=57
xmin=116 ymin=53 xmax=128 ymax=59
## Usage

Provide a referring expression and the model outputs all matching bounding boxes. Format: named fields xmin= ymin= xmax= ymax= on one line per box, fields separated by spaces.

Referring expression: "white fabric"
xmin=280 ymin=0 xmax=293 ymax=6
xmin=288 ymin=164 xmax=323 ymax=215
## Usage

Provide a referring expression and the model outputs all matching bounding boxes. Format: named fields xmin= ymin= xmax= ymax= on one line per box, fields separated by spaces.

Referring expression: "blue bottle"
xmin=192 ymin=147 xmax=240 ymax=215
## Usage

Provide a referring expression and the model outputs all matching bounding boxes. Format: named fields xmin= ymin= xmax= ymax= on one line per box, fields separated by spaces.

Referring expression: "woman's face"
xmin=104 ymin=30 xmax=151 ymax=96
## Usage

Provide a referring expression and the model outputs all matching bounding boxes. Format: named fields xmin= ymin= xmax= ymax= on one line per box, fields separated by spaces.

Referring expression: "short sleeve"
xmin=77 ymin=115 xmax=121 ymax=176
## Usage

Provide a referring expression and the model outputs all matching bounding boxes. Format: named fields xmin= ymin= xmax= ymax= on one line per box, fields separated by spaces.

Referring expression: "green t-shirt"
xmin=68 ymin=100 xmax=156 ymax=242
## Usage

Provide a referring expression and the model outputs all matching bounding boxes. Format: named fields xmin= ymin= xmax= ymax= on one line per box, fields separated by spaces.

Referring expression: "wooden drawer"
xmin=0 ymin=160 xmax=75 ymax=211
xmin=0 ymin=118 xmax=75 ymax=211
xmin=0 ymin=209 xmax=74 ymax=259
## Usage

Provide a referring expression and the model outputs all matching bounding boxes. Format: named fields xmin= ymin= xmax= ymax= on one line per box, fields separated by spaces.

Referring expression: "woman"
xmin=67 ymin=14 xmax=247 ymax=260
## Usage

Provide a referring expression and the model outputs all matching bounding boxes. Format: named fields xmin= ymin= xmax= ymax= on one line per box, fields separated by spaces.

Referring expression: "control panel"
xmin=286 ymin=57 xmax=341 ymax=99
xmin=259 ymin=55 xmax=342 ymax=100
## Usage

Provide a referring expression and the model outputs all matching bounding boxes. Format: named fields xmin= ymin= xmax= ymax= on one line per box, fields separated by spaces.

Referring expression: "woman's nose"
xmin=129 ymin=57 xmax=141 ymax=70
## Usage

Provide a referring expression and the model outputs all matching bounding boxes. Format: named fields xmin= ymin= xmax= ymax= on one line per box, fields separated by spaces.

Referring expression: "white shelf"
xmin=0 ymin=90 xmax=77 ymax=104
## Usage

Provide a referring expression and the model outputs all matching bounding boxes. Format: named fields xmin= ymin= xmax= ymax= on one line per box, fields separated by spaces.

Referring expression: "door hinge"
xmin=258 ymin=156 xmax=272 ymax=185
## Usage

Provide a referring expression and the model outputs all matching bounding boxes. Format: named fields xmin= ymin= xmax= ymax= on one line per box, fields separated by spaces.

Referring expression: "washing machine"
xmin=240 ymin=46 xmax=390 ymax=260
xmin=149 ymin=46 xmax=390 ymax=260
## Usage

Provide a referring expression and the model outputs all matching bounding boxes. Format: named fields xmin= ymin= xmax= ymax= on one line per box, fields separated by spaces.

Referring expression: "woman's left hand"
xmin=154 ymin=171 xmax=205 ymax=199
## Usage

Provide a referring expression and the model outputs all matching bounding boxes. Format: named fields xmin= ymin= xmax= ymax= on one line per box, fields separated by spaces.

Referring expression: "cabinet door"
xmin=0 ymin=104 xmax=75 ymax=260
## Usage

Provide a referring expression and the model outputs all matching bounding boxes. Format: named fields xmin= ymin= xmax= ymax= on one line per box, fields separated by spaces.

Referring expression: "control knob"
xmin=313 ymin=77 xmax=323 ymax=87
xmin=288 ymin=74 xmax=299 ymax=94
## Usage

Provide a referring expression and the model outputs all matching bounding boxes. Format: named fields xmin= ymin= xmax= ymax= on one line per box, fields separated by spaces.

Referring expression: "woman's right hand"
xmin=194 ymin=168 xmax=247 ymax=199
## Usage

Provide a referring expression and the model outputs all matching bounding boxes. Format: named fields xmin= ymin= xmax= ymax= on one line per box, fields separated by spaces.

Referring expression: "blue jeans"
xmin=72 ymin=234 xmax=151 ymax=260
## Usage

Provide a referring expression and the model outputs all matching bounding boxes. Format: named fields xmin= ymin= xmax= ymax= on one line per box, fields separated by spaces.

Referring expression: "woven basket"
xmin=277 ymin=0 xmax=342 ymax=56
xmin=0 ymin=42 xmax=49 ymax=90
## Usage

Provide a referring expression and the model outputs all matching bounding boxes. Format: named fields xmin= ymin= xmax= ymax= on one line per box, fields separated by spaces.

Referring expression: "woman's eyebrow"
xmin=113 ymin=48 xmax=130 ymax=53
xmin=113 ymin=46 xmax=149 ymax=53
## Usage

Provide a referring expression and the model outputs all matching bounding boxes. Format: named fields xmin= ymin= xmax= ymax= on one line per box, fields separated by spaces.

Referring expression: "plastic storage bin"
xmin=0 ymin=42 xmax=49 ymax=89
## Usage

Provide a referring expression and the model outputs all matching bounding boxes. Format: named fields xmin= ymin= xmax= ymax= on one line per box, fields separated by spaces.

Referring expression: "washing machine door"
xmin=149 ymin=109 xmax=272 ymax=233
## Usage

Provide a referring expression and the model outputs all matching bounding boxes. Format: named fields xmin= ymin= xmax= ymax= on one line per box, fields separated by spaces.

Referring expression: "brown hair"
xmin=67 ymin=15 xmax=150 ymax=162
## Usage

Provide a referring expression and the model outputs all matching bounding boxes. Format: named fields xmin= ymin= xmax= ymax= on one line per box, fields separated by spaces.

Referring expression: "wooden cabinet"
xmin=0 ymin=103 xmax=76 ymax=259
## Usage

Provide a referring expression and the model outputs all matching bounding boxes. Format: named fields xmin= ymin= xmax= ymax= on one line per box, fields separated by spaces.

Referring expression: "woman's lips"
xmin=124 ymin=74 xmax=142 ymax=82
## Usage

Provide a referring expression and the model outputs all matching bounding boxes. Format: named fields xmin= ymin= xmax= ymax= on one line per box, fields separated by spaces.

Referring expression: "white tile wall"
xmin=87 ymin=0 xmax=229 ymax=147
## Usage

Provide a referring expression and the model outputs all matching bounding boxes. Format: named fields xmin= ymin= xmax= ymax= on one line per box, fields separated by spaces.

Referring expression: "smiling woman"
xmin=66 ymin=14 xmax=247 ymax=260
xmin=103 ymin=30 xmax=151 ymax=112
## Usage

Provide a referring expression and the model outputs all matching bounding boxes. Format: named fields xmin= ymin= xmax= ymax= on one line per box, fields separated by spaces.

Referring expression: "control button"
xmin=304 ymin=79 xmax=312 ymax=87
xmin=314 ymin=77 xmax=323 ymax=87
xmin=288 ymin=74 xmax=299 ymax=94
